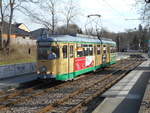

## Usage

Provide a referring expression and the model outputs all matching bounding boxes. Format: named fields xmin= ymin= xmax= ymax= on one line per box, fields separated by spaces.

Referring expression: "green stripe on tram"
xmin=56 ymin=60 xmax=116 ymax=81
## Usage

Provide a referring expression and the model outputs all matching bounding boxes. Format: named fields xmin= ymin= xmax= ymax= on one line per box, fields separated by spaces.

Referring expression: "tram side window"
xmin=103 ymin=45 xmax=107 ymax=54
xmin=70 ymin=45 xmax=74 ymax=58
xmin=111 ymin=47 xmax=113 ymax=53
xmin=97 ymin=45 xmax=101 ymax=55
xmin=77 ymin=49 xmax=84 ymax=57
xmin=83 ymin=48 xmax=87 ymax=56
xmin=107 ymin=46 xmax=110 ymax=53
xmin=83 ymin=45 xmax=88 ymax=56
xmin=63 ymin=45 xmax=68 ymax=58
xmin=76 ymin=44 xmax=83 ymax=57
xmin=51 ymin=46 xmax=60 ymax=58
xmin=89 ymin=45 xmax=93 ymax=55
xmin=103 ymin=50 xmax=107 ymax=54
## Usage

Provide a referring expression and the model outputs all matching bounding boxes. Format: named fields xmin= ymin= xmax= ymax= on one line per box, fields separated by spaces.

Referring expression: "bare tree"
xmin=62 ymin=0 xmax=79 ymax=33
xmin=0 ymin=0 xmax=4 ymax=49
xmin=0 ymin=0 xmax=41 ymax=51
xmin=0 ymin=0 xmax=16 ymax=49
xmin=6 ymin=0 xmax=16 ymax=47
xmin=21 ymin=0 xmax=59 ymax=35
xmin=136 ymin=0 xmax=150 ymax=26
xmin=0 ymin=0 xmax=26 ymax=49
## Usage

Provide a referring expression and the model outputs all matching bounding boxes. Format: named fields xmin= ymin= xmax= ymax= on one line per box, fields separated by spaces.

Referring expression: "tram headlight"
xmin=46 ymin=71 xmax=50 ymax=74
xmin=37 ymin=71 xmax=40 ymax=74
xmin=39 ymin=66 xmax=47 ymax=73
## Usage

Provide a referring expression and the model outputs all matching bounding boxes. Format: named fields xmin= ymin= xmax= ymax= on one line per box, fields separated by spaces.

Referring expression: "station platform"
xmin=138 ymin=72 xmax=150 ymax=113
xmin=0 ymin=73 xmax=37 ymax=91
xmin=92 ymin=59 xmax=150 ymax=113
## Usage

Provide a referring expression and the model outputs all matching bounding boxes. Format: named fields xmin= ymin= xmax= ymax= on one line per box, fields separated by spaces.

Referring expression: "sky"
xmin=79 ymin=0 xmax=141 ymax=32
xmin=15 ymin=0 xmax=142 ymax=33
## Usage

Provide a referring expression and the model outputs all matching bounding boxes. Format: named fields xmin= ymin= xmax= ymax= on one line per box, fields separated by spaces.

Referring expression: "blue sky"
xmin=15 ymin=0 xmax=141 ymax=33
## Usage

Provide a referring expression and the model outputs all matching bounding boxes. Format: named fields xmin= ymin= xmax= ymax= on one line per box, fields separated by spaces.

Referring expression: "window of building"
xmin=63 ymin=45 xmax=68 ymax=58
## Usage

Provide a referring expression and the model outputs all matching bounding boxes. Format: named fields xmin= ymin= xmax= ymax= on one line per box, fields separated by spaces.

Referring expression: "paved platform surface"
xmin=92 ymin=59 xmax=150 ymax=113
xmin=138 ymin=73 xmax=150 ymax=113
xmin=0 ymin=73 xmax=37 ymax=90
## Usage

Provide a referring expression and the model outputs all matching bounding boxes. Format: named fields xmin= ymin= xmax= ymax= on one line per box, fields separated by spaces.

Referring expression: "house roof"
xmin=1 ymin=21 xmax=31 ymax=36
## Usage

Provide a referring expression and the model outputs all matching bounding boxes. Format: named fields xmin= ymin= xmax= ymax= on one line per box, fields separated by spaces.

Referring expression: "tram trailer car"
xmin=37 ymin=35 xmax=117 ymax=81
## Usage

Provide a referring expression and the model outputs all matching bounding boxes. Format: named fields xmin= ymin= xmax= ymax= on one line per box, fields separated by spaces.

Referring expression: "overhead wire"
xmin=96 ymin=0 xmax=140 ymax=31
xmin=100 ymin=0 xmax=126 ymax=19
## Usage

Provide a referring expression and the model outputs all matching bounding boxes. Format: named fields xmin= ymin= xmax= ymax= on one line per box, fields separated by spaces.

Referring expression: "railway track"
xmin=37 ymin=59 xmax=142 ymax=113
xmin=0 ymin=58 xmax=144 ymax=113
xmin=0 ymin=59 xmax=126 ymax=100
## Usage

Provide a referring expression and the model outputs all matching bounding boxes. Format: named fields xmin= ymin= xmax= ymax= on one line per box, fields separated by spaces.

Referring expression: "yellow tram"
xmin=36 ymin=35 xmax=116 ymax=81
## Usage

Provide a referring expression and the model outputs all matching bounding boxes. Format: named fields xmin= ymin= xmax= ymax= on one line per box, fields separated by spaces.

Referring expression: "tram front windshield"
xmin=38 ymin=46 xmax=59 ymax=60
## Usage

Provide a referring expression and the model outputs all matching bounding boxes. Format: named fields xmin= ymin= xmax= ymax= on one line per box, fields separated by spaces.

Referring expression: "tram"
xmin=36 ymin=35 xmax=117 ymax=81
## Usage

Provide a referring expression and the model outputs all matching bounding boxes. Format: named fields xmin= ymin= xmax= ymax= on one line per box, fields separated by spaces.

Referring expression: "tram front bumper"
xmin=37 ymin=73 xmax=56 ymax=79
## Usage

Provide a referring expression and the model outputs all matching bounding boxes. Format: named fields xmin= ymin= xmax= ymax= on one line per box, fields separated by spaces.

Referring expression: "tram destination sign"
xmin=38 ymin=42 xmax=51 ymax=46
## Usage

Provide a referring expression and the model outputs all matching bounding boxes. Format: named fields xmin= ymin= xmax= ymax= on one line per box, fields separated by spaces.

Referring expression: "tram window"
xmin=83 ymin=47 xmax=88 ymax=56
xmin=107 ymin=47 xmax=110 ymax=53
xmin=77 ymin=44 xmax=84 ymax=57
xmin=103 ymin=50 xmax=107 ymax=54
xmin=70 ymin=45 xmax=74 ymax=58
xmin=38 ymin=46 xmax=59 ymax=60
xmin=63 ymin=45 xmax=68 ymax=58
xmin=97 ymin=45 xmax=101 ymax=55
xmin=77 ymin=51 xmax=83 ymax=57
xmin=89 ymin=45 xmax=93 ymax=55
xmin=77 ymin=48 xmax=84 ymax=57
xmin=110 ymin=47 xmax=113 ymax=53
xmin=50 ymin=46 xmax=59 ymax=59
xmin=38 ymin=47 xmax=48 ymax=60
xmin=82 ymin=44 xmax=88 ymax=56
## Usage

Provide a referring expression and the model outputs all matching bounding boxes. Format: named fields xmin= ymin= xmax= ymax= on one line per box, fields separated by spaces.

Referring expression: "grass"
xmin=0 ymin=58 xmax=36 ymax=65
xmin=0 ymin=44 xmax=37 ymax=66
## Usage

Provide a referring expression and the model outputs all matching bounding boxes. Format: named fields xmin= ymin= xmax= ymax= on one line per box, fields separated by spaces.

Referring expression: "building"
xmin=0 ymin=21 xmax=36 ymax=45
xmin=14 ymin=23 xmax=30 ymax=32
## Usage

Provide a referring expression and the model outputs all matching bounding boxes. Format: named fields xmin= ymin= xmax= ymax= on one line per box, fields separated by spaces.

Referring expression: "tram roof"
xmin=37 ymin=35 xmax=116 ymax=45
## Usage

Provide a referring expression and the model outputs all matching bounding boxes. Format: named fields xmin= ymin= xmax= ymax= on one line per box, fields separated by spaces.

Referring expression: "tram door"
xmin=68 ymin=44 xmax=74 ymax=79
xmin=102 ymin=45 xmax=107 ymax=64
xmin=96 ymin=45 xmax=102 ymax=65
xmin=61 ymin=44 xmax=69 ymax=78
xmin=107 ymin=46 xmax=111 ymax=63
